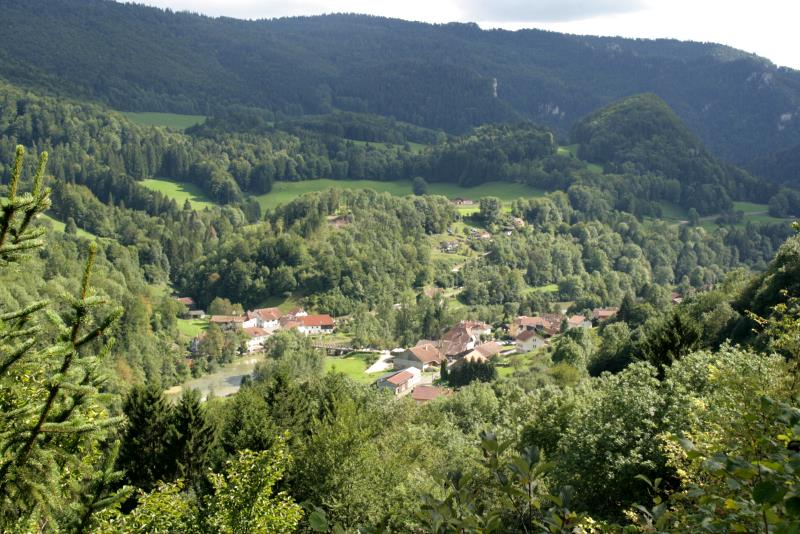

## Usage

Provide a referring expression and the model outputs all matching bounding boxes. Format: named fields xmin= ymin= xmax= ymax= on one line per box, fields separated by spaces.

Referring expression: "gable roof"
xmin=175 ymin=297 xmax=195 ymax=307
xmin=244 ymin=327 xmax=269 ymax=338
xmin=475 ymin=341 xmax=502 ymax=358
xmin=386 ymin=369 xmax=416 ymax=386
xmin=300 ymin=314 xmax=335 ymax=327
xmin=411 ymin=386 xmax=452 ymax=402
xmin=250 ymin=307 xmax=282 ymax=321
xmin=592 ymin=307 xmax=619 ymax=320
xmin=568 ymin=314 xmax=587 ymax=326
xmin=516 ymin=330 xmax=538 ymax=342
xmin=407 ymin=344 xmax=443 ymax=364
xmin=209 ymin=315 xmax=245 ymax=324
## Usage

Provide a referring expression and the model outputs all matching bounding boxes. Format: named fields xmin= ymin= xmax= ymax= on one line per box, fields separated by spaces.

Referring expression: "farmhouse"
xmin=376 ymin=367 xmax=421 ymax=397
xmin=592 ymin=307 xmax=619 ymax=323
xmin=452 ymin=341 xmax=504 ymax=367
xmin=395 ymin=343 xmax=444 ymax=371
xmin=209 ymin=315 xmax=246 ymax=330
xmin=516 ymin=330 xmax=545 ymax=352
xmin=567 ymin=315 xmax=592 ymax=329
xmin=188 ymin=310 xmax=205 ymax=319
xmin=175 ymin=296 xmax=196 ymax=309
xmin=510 ymin=314 xmax=563 ymax=337
xmin=243 ymin=327 xmax=270 ymax=352
xmin=248 ymin=308 xmax=282 ymax=329
xmin=411 ymin=385 xmax=452 ymax=403
xmin=297 ymin=314 xmax=335 ymax=335
xmin=452 ymin=198 xmax=475 ymax=206
xmin=440 ymin=321 xmax=484 ymax=358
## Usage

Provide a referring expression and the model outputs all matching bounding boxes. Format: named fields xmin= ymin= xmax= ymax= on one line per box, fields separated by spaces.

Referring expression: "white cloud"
xmin=455 ymin=0 xmax=647 ymax=23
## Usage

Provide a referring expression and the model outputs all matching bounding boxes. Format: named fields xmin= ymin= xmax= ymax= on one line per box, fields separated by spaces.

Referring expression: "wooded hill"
xmin=4 ymin=0 xmax=800 ymax=163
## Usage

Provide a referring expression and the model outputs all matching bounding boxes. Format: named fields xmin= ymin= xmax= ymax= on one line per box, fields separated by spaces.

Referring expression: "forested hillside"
xmin=4 ymin=0 xmax=800 ymax=162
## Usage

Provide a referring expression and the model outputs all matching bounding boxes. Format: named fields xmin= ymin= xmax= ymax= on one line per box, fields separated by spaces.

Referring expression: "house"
xmin=175 ymin=297 xmax=196 ymax=309
xmin=516 ymin=330 xmax=545 ymax=352
xmin=376 ymin=367 xmax=421 ymax=397
xmin=567 ymin=315 xmax=592 ymax=330
xmin=209 ymin=315 xmax=246 ymax=330
xmin=411 ymin=385 xmax=452 ymax=403
xmin=511 ymin=217 xmax=526 ymax=229
xmin=453 ymin=341 xmax=503 ymax=367
xmin=452 ymin=198 xmax=475 ymax=206
xmin=510 ymin=314 xmax=563 ymax=337
xmin=439 ymin=321 xmax=490 ymax=358
xmin=248 ymin=308 xmax=282 ymax=329
xmin=592 ymin=307 xmax=619 ymax=323
xmin=671 ymin=292 xmax=684 ymax=305
xmin=394 ymin=343 xmax=444 ymax=371
xmin=243 ymin=327 xmax=270 ymax=352
xmin=285 ymin=307 xmax=308 ymax=319
xmin=297 ymin=314 xmax=335 ymax=335
xmin=440 ymin=241 xmax=460 ymax=253
xmin=188 ymin=310 xmax=206 ymax=319
xmin=474 ymin=230 xmax=492 ymax=241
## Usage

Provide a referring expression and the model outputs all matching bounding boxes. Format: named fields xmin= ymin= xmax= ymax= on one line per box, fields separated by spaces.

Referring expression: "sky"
xmin=129 ymin=0 xmax=800 ymax=69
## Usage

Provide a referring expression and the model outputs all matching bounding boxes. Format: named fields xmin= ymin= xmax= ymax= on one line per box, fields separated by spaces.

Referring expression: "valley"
xmin=2 ymin=2 xmax=800 ymax=532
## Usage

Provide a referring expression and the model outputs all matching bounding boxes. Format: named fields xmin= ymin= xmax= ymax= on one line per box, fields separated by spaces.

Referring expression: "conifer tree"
xmin=117 ymin=384 xmax=179 ymax=492
xmin=174 ymin=388 xmax=216 ymax=491
xmin=0 ymin=146 xmax=126 ymax=530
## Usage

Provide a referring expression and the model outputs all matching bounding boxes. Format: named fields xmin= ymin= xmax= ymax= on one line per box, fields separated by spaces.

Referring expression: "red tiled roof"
xmin=592 ymin=307 xmax=619 ymax=320
xmin=175 ymin=297 xmax=195 ymax=306
xmin=516 ymin=330 xmax=537 ymax=341
xmin=568 ymin=315 xmax=587 ymax=325
xmin=300 ymin=314 xmax=335 ymax=327
xmin=411 ymin=386 xmax=452 ymax=402
xmin=244 ymin=327 xmax=269 ymax=338
xmin=386 ymin=370 xmax=414 ymax=385
xmin=251 ymin=308 xmax=282 ymax=321
xmin=408 ymin=344 xmax=443 ymax=364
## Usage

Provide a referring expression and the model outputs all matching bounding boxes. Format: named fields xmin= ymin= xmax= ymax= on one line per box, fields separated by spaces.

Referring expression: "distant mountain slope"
xmin=747 ymin=143 xmax=800 ymax=187
xmin=3 ymin=0 xmax=800 ymax=162
xmin=571 ymin=94 xmax=767 ymax=212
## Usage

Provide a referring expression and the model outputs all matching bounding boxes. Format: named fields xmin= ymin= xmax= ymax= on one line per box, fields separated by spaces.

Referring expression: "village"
xmin=174 ymin=296 xmax=621 ymax=403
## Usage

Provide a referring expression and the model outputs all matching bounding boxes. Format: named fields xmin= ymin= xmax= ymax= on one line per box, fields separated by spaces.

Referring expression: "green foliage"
xmin=0 ymin=146 xmax=126 ymax=530
xmin=447 ymin=360 xmax=498 ymax=387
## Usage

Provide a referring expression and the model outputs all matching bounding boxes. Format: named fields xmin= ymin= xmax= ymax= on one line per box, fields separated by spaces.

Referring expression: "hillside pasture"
xmin=255 ymin=179 xmax=546 ymax=211
xmin=121 ymin=111 xmax=206 ymax=130
xmin=140 ymin=178 xmax=216 ymax=210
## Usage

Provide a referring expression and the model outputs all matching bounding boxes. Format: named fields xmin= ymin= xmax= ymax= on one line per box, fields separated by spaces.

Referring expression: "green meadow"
xmin=39 ymin=213 xmax=96 ymax=239
xmin=254 ymin=179 xmax=546 ymax=211
xmin=140 ymin=178 xmax=216 ymax=210
xmin=121 ymin=112 xmax=206 ymax=130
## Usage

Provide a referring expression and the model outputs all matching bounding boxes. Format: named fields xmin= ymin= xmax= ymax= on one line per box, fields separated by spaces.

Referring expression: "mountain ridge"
xmin=3 ymin=1 xmax=800 ymax=163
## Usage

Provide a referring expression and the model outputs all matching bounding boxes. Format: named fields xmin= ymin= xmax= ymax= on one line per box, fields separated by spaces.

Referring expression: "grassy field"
xmin=257 ymin=294 xmax=303 ymax=313
xmin=558 ymin=144 xmax=603 ymax=174
xmin=121 ymin=112 xmax=206 ymax=130
xmin=324 ymin=355 xmax=376 ymax=384
xmin=140 ymin=178 xmax=216 ymax=210
xmin=39 ymin=213 xmax=96 ymax=239
xmin=177 ymin=318 xmax=207 ymax=337
xmin=255 ymin=179 xmax=546 ymax=211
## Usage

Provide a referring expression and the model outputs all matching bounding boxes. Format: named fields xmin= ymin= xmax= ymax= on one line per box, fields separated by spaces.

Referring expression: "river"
xmin=164 ymin=352 xmax=266 ymax=401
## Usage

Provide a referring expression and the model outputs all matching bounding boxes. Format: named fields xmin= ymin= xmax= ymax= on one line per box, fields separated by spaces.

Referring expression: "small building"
xmin=671 ymin=292 xmax=684 ymax=305
xmin=394 ymin=343 xmax=444 ymax=371
xmin=452 ymin=198 xmax=475 ymax=206
xmin=175 ymin=296 xmax=196 ymax=309
xmin=510 ymin=314 xmax=563 ymax=337
xmin=297 ymin=314 xmax=335 ymax=335
xmin=285 ymin=307 xmax=308 ymax=319
xmin=452 ymin=341 xmax=504 ymax=367
xmin=188 ymin=310 xmax=206 ymax=319
xmin=209 ymin=315 xmax=245 ymax=331
xmin=592 ymin=307 xmax=619 ymax=323
xmin=516 ymin=330 xmax=545 ymax=352
xmin=567 ymin=315 xmax=592 ymax=330
xmin=376 ymin=367 xmax=422 ymax=397
xmin=248 ymin=308 xmax=282 ymax=330
xmin=243 ymin=327 xmax=270 ymax=352
xmin=411 ymin=385 xmax=452 ymax=403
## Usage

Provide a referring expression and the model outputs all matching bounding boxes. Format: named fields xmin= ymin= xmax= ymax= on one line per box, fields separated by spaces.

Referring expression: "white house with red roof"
xmin=243 ymin=327 xmax=270 ymax=352
xmin=297 ymin=314 xmax=335 ymax=335
xmin=394 ymin=343 xmax=444 ymax=371
xmin=516 ymin=330 xmax=545 ymax=352
xmin=376 ymin=367 xmax=421 ymax=397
